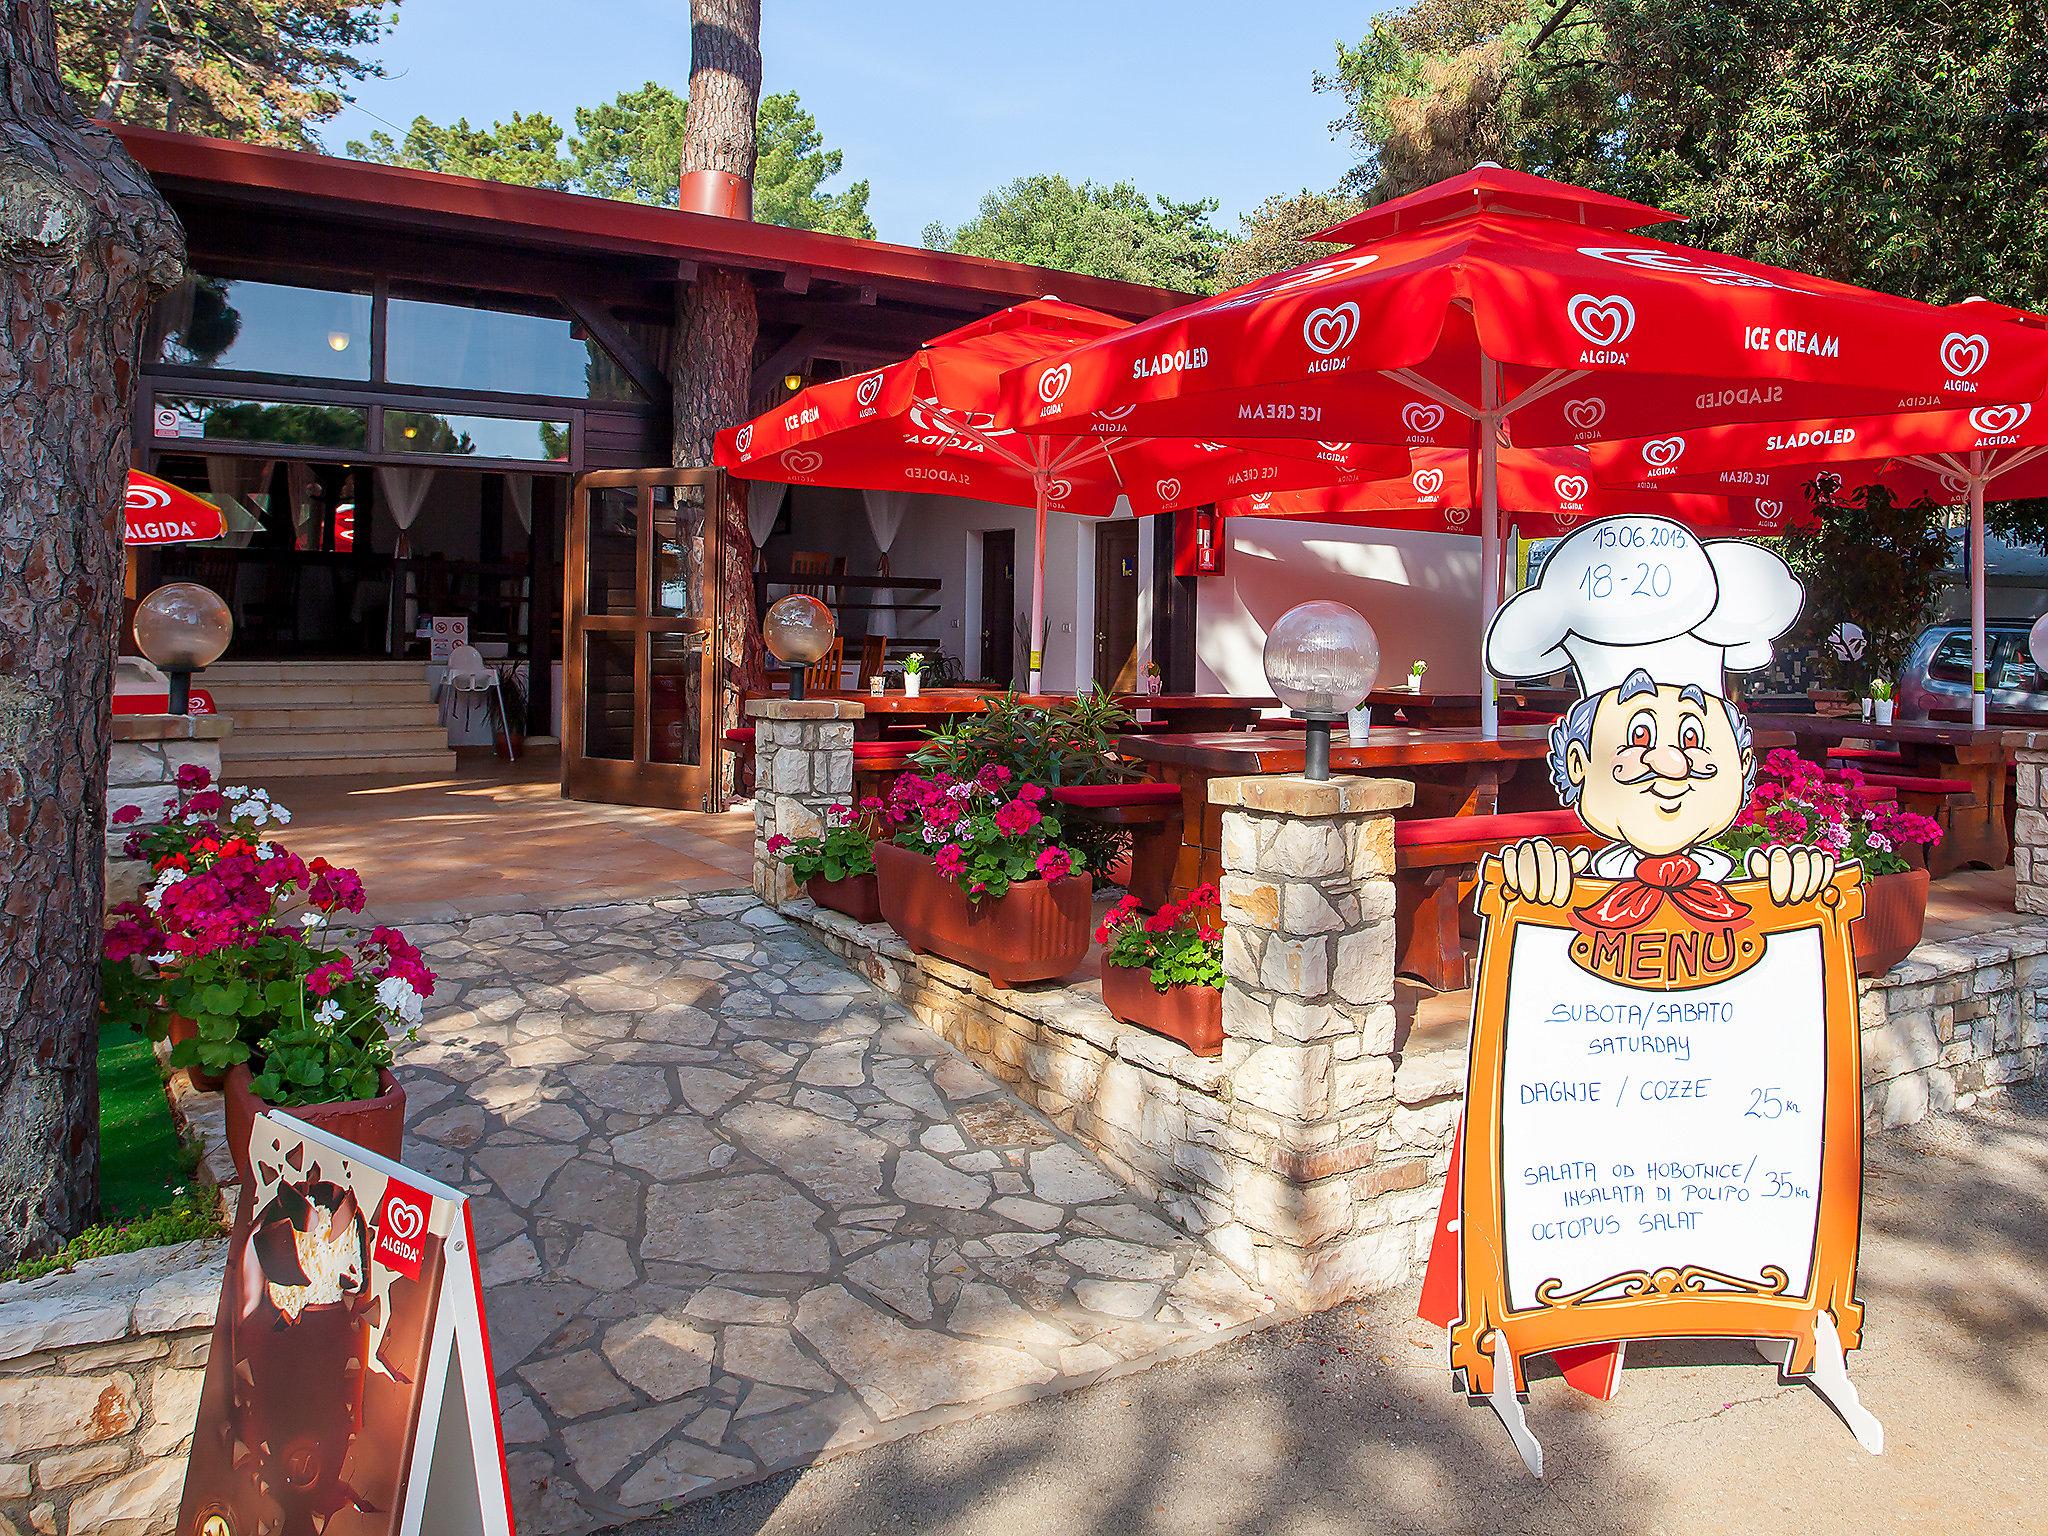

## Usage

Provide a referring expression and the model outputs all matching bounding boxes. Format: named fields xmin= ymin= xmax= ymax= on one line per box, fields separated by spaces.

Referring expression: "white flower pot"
xmin=1873 ymin=700 xmax=1895 ymax=725
xmin=903 ymin=674 xmax=921 ymax=698
xmin=1408 ymin=676 xmax=1424 ymax=693
xmin=1860 ymin=697 xmax=1874 ymax=721
xmin=1347 ymin=705 xmax=1373 ymax=742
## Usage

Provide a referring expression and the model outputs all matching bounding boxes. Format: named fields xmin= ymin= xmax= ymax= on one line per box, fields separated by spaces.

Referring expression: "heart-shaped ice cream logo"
xmin=1318 ymin=440 xmax=1349 ymax=454
xmin=1940 ymin=472 xmax=1970 ymax=496
xmin=1444 ymin=505 xmax=1471 ymax=528
xmin=1155 ymin=477 xmax=1183 ymax=504
xmin=1641 ymin=435 xmax=1686 ymax=469
xmin=1302 ymin=302 xmax=1360 ymax=358
xmin=1970 ymin=402 xmax=2030 ymax=435
xmin=1046 ymin=477 xmax=1074 ymax=504
xmin=1038 ymin=364 xmax=1072 ymax=403
xmin=385 ymin=1196 xmax=425 ymax=1243
xmin=1567 ymin=292 xmax=1636 ymax=347
xmin=1563 ymin=397 xmax=1607 ymax=433
xmin=734 ymin=424 xmax=754 ymax=454
xmin=1553 ymin=509 xmax=1581 ymax=528
xmin=1756 ymin=498 xmax=1785 ymax=522
xmin=1553 ymin=474 xmax=1590 ymax=503
xmin=1249 ymin=492 xmax=1273 ymax=509
xmin=1401 ymin=401 xmax=1445 ymax=436
xmin=856 ymin=373 xmax=884 ymax=407
xmin=781 ymin=449 xmax=824 ymax=476
xmin=1413 ymin=467 xmax=1446 ymax=498
xmin=1941 ymin=331 xmax=1989 ymax=378
xmin=125 ymin=481 xmax=171 ymax=514
xmin=1100 ymin=403 xmax=1137 ymax=422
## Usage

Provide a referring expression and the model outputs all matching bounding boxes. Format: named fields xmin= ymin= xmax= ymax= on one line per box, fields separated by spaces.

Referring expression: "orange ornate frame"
xmin=1449 ymin=861 xmax=1868 ymax=1396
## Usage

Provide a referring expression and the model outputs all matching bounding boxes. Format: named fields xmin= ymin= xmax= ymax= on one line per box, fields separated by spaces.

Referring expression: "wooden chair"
xmin=800 ymin=635 xmax=845 ymax=695
xmin=855 ymin=633 xmax=888 ymax=689
xmin=788 ymin=550 xmax=841 ymax=599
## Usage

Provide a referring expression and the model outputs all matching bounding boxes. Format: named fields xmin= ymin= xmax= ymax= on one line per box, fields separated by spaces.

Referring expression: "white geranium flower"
xmin=270 ymin=806 xmax=292 ymax=824
xmin=144 ymin=867 xmax=187 ymax=911
xmin=313 ymin=999 xmax=344 ymax=1026
xmin=301 ymin=910 xmax=327 ymax=928
xmin=148 ymin=951 xmax=178 ymax=967
xmin=376 ymin=974 xmax=425 ymax=1026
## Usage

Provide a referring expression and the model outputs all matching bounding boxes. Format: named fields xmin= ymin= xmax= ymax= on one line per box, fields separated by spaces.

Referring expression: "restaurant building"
xmin=119 ymin=126 xmax=1493 ymax=806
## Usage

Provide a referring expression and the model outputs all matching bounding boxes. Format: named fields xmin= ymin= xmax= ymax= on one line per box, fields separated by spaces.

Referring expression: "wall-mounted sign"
xmin=126 ymin=471 xmax=227 ymax=546
xmin=428 ymin=615 xmax=470 ymax=662
xmin=178 ymin=1113 xmax=514 ymax=1536
xmin=1173 ymin=505 xmax=1225 ymax=577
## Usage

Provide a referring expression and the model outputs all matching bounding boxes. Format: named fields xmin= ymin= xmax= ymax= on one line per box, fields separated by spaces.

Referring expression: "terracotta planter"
xmin=874 ymin=839 xmax=1092 ymax=989
xmin=1852 ymin=867 xmax=1930 ymax=978
xmin=224 ymin=1065 xmax=406 ymax=1187
xmin=1100 ymin=959 xmax=1223 ymax=1056
xmin=165 ymin=1012 xmax=223 ymax=1092
xmin=806 ymin=870 xmax=884 ymax=925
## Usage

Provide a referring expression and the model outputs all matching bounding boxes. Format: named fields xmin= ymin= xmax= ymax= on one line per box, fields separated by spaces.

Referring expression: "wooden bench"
xmin=722 ymin=726 xmax=755 ymax=794
xmin=1048 ymin=782 xmax=1184 ymax=910
xmin=1857 ymin=772 xmax=1976 ymax=876
xmin=852 ymin=740 xmax=917 ymax=802
xmin=1394 ymin=809 xmax=1602 ymax=992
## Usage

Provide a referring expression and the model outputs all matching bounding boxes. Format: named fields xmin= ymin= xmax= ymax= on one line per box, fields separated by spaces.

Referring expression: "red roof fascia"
xmin=115 ymin=125 xmax=1192 ymax=318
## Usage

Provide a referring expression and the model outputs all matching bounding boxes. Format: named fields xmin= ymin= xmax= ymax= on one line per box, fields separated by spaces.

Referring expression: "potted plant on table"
xmin=768 ymin=798 xmax=887 ymax=923
xmin=1713 ymin=749 xmax=1943 ymax=976
xmin=1869 ymin=678 xmax=1897 ymax=725
xmin=1096 ymin=885 xmax=1224 ymax=1055
xmin=902 ymin=651 xmax=925 ymax=698
xmin=1141 ymin=660 xmax=1163 ymax=697
xmin=874 ymin=765 xmax=1092 ymax=988
xmin=1408 ymin=659 xmax=1427 ymax=693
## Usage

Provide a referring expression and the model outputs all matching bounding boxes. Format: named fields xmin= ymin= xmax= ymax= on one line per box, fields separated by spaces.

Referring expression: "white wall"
xmin=1197 ymin=520 xmax=1486 ymax=695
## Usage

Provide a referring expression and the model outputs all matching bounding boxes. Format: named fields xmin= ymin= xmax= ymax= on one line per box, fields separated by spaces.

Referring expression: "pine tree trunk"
xmin=672 ymin=0 xmax=767 ymax=777
xmin=0 ymin=0 xmax=185 ymax=1267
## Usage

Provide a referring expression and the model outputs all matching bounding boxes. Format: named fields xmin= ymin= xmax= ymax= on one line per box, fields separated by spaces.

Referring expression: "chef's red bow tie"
xmin=1574 ymin=853 xmax=1752 ymax=934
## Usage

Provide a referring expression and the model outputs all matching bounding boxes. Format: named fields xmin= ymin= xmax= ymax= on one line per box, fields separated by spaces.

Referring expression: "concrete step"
xmin=222 ymin=702 xmax=447 ymax=732
xmin=204 ymin=660 xmax=434 ymax=684
xmin=221 ymin=727 xmax=455 ymax=758
xmin=208 ymin=681 xmax=438 ymax=708
xmin=223 ymin=749 xmax=459 ymax=781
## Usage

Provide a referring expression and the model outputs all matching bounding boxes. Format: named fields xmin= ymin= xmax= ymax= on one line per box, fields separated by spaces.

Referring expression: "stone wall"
xmin=2014 ymin=744 xmax=2048 ymax=915
xmin=746 ymin=699 xmax=859 ymax=908
xmin=105 ymin=715 xmax=230 ymax=907
xmin=0 ymin=1241 xmax=224 ymax=1536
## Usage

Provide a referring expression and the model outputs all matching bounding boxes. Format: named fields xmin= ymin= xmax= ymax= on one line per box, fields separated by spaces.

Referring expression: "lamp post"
xmin=762 ymin=594 xmax=837 ymax=701
xmin=1262 ymin=601 xmax=1380 ymax=781
xmin=133 ymin=582 xmax=233 ymax=714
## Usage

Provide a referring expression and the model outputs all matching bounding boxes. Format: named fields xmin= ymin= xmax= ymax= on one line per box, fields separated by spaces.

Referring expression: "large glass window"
xmin=156 ymin=275 xmax=371 ymax=380
xmin=152 ymin=394 xmax=368 ymax=450
xmin=385 ymin=409 xmax=569 ymax=462
xmin=385 ymin=295 xmax=644 ymax=401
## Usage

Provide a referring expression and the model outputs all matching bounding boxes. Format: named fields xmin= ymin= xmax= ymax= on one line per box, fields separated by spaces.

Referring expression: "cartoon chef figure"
xmin=1485 ymin=515 xmax=1833 ymax=917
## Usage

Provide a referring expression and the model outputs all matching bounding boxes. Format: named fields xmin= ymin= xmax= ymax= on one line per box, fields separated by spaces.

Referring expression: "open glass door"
xmin=563 ymin=468 xmax=723 ymax=810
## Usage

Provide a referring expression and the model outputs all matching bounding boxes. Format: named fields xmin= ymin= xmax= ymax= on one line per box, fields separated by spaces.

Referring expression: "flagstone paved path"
xmin=397 ymin=892 xmax=1276 ymax=1535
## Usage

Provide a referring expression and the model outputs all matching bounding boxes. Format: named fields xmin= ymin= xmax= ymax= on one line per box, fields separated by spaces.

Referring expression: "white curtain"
xmin=203 ymin=456 xmax=270 ymax=549
xmin=746 ymin=479 xmax=787 ymax=547
xmin=504 ymin=472 xmax=534 ymax=534
xmin=861 ymin=488 xmax=913 ymax=563
xmin=376 ymin=465 xmax=436 ymax=558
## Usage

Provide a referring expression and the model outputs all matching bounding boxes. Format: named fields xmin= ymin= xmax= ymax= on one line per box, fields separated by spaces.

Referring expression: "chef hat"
xmin=1485 ymin=515 xmax=1803 ymax=699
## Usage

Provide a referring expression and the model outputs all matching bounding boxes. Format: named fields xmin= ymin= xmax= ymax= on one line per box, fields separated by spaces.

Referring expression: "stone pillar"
xmin=748 ymin=698 xmax=861 ymax=908
xmin=2015 ymin=741 xmax=2048 ymax=915
xmin=1210 ymin=772 xmax=1422 ymax=1310
xmin=105 ymin=714 xmax=232 ymax=908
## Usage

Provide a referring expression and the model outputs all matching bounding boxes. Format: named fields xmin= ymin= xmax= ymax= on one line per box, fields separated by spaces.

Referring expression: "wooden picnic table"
xmin=769 ymin=688 xmax=1071 ymax=740
xmin=1746 ymin=713 xmax=2016 ymax=870
xmin=1121 ymin=725 xmax=1564 ymax=900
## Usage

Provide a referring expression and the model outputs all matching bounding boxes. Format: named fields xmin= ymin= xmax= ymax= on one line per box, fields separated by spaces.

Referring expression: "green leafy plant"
xmin=1868 ymin=677 xmax=1895 ymax=702
xmin=1097 ymin=885 xmax=1224 ymax=991
xmin=1785 ymin=477 xmax=1951 ymax=690
xmin=1410 ymin=659 xmax=1428 ymax=679
xmin=249 ymin=1014 xmax=395 ymax=1107
xmin=0 ymin=1186 xmax=224 ymax=1284
xmin=903 ymin=651 xmax=925 ymax=676
xmin=767 ymin=800 xmax=881 ymax=883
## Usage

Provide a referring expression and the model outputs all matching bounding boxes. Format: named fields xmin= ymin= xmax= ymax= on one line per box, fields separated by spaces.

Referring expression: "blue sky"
xmin=326 ymin=2 xmax=1383 ymax=246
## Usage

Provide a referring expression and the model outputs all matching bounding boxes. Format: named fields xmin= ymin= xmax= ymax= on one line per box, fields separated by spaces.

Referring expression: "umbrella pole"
xmin=1970 ymin=473 xmax=1987 ymax=729
xmin=1027 ymin=478 xmax=1049 ymax=694
xmin=1479 ymin=367 xmax=1502 ymax=739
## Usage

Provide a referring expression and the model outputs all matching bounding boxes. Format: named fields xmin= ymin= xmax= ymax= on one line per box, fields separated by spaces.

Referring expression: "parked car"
xmin=1894 ymin=623 xmax=2044 ymax=720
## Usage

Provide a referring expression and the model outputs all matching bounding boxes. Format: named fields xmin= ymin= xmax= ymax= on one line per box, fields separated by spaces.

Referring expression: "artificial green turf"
xmin=97 ymin=1021 xmax=190 ymax=1218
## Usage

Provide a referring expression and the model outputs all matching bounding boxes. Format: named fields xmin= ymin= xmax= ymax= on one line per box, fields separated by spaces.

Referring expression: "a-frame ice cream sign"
xmin=1424 ymin=514 xmax=1882 ymax=1473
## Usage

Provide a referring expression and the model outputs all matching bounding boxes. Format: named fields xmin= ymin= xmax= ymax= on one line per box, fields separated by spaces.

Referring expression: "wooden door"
xmin=563 ymin=467 xmax=722 ymax=810
xmin=1094 ymin=519 xmax=1141 ymax=692
xmin=979 ymin=529 xmax=1016 ymax=685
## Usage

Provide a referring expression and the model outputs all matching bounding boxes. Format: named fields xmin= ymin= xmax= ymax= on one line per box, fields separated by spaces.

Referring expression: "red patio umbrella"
xmin=1000 ymin=166 xmax=2048 ymax=730
xmin=1590 ymin=367 xmax=2048 ymax=725
xmin=126 ymin=469 xmax=227 ymax=545
xmin=716 ymin=300 xmax=1404 ymax=690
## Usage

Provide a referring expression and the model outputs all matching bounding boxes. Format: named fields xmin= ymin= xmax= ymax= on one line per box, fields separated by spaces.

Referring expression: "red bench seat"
xmin=1050 ymin=782 xmax=1182 ymax=808
xmin=1394 ymin=809 xmax=1602 ymax=992
xmin=1051 ymin=782 xmax=1184 ymax=908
